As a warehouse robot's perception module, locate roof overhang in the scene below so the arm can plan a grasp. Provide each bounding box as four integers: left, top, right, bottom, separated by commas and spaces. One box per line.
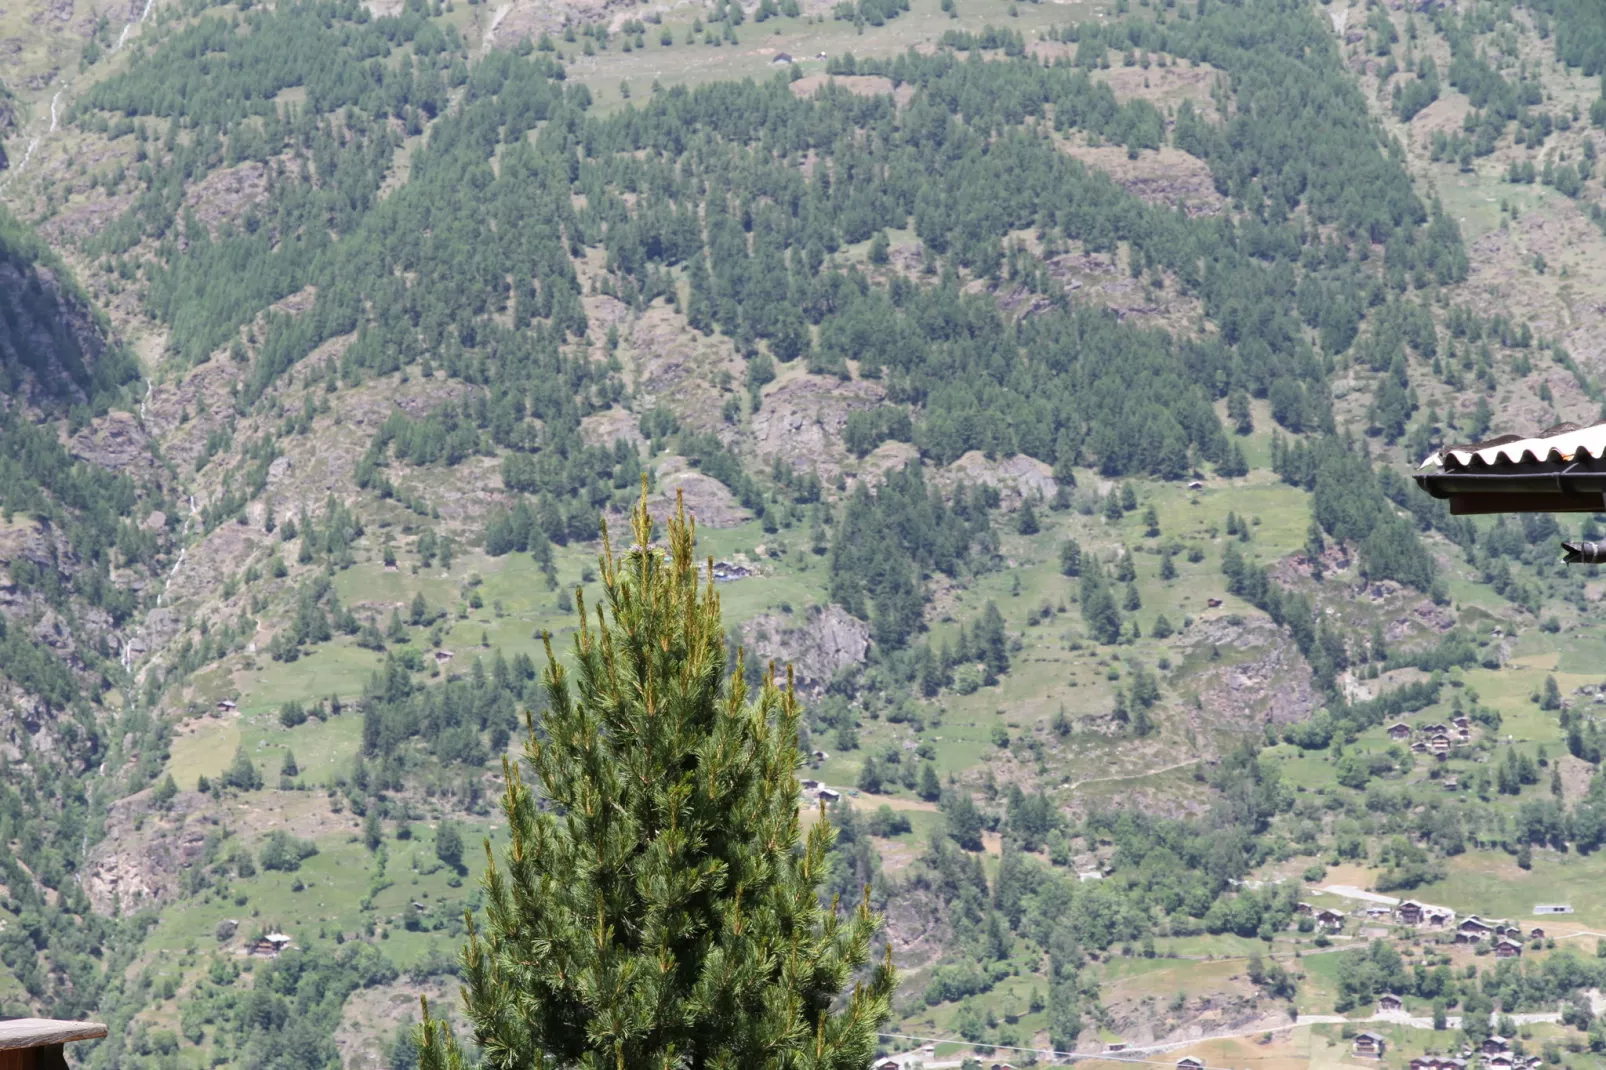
1415, 421, 1606, 515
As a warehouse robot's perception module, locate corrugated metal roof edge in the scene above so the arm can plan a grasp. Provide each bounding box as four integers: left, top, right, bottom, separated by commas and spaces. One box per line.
1423, 420, 1606, 471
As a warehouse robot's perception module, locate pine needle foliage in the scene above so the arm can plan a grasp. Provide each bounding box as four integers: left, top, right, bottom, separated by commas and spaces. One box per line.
418, 490, 894, 1070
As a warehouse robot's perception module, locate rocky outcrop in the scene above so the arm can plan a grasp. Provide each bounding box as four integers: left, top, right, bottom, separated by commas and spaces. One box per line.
82, 789, 215, 912
335, 980, 457, 1070
853, 440, 921, 488
184, 160, 270, 232
638, 456, 750, 529
0, 247, 112, 411
70, 410, 159, 477
580, 407, 646, 450
1187, 616, 1320, 730
751, 373, 887, 479
739, 604, 871, 687
628, 306, 745, 441
934, 450, 1057, 509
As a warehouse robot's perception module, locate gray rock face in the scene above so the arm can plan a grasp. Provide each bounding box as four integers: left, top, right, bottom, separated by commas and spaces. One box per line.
71, 410, 158, 477
0, 252, 109, 411
741, 604, 871, 688
934, 450, 1058, 509
83, 788, 213, 913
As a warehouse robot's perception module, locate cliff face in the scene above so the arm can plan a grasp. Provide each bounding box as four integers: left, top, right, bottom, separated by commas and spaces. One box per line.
0, 223, 130, 410
0, 209, 169, 913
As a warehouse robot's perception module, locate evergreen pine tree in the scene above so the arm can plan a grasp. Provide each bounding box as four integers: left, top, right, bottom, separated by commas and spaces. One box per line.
435, 821, 464, 873
1227, 388, 1253, 435
978, 601, 1010, 679
1059, 538, 1082, 577
1132, 702, 1152, 738
1220, 440, 1249, 478
1017, 498, 1040, 535
418, 492, 893, 1069
1080, 565, 1122, 645
942, 791, 985, 851
223, 746, 262, 791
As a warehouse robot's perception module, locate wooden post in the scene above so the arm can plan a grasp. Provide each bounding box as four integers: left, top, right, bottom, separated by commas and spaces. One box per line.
0, 1019, 108, 1070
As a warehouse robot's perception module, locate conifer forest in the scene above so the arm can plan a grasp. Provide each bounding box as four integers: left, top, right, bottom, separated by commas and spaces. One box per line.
9, 0, 1606, 1064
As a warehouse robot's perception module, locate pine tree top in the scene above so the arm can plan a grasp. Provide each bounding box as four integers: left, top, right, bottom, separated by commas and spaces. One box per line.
420, 487, 893, 1070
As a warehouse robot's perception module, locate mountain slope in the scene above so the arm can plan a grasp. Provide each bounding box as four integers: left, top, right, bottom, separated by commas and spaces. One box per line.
8, 0, 1606, 1065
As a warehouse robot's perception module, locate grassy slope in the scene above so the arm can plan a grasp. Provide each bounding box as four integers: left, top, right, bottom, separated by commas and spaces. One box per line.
12, 0, 1606, 1059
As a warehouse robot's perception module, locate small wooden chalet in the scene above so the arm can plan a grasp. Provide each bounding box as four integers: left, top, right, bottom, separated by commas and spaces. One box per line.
1353, 1032, 1386, 1059
247, 932, 294, 957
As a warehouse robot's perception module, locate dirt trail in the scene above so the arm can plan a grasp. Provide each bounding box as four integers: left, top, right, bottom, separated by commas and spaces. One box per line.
1068, 757, 1201, 792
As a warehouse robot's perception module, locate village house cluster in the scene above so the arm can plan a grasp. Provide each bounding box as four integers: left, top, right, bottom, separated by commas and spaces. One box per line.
798, 777, 841, 805
1450, 915, 1542, 956
1296, 898, 1455, 934
1297, 898, 1540, 960
1386, 715, 1474, 758
1378, 1034, 1539, 1070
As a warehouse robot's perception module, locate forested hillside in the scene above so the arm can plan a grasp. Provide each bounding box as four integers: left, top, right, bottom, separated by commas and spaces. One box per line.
8, 0, 1606, 1064
0, 200, 175, 1039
